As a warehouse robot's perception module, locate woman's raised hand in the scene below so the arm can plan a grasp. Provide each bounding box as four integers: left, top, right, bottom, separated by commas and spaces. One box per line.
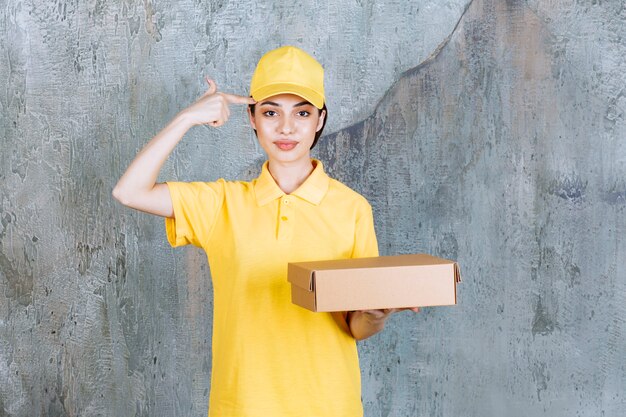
112, 77, 255, 217
180, 76, 256, 127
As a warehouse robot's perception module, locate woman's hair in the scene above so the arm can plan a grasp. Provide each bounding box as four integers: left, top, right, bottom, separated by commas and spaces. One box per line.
248, 103, 328, 150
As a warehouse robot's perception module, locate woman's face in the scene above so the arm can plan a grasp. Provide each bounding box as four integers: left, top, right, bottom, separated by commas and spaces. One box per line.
248, 93, 326, 164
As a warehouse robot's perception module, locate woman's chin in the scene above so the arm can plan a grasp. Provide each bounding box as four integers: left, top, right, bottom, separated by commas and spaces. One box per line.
267, 151, 311, 164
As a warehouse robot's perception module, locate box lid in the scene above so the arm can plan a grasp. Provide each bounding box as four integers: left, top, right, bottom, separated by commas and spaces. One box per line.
287, 253, 462, 293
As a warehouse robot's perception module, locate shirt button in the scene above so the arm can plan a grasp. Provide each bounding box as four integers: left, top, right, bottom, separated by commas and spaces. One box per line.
281, 216, 288, 221
283, 199, 290, 205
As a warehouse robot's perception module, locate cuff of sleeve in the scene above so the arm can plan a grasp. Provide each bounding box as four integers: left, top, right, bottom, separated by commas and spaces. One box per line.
164, 182, 191, 247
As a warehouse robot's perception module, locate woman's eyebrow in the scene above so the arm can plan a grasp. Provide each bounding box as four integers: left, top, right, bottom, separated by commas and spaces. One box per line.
258, 100, 312, 107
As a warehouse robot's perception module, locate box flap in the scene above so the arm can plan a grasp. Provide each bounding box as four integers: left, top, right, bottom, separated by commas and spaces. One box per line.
291, 283, 317, 311
287, 263, 315, 291
454, 263, 462, 283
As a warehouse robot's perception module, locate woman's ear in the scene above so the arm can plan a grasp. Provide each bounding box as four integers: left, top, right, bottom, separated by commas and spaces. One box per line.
316, 108, 326, 132
247, 106, 257, 130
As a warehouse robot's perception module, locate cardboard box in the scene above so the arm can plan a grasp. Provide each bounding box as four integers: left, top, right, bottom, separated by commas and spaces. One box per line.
287, 253, 461, 312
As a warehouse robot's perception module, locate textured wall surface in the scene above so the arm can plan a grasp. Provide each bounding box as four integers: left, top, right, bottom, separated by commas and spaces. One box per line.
1, 0, 624, 416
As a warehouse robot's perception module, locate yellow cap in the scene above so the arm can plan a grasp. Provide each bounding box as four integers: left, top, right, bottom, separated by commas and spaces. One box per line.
250, 46, 325, 109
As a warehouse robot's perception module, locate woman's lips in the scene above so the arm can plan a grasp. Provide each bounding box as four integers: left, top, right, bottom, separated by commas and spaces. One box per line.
274, 140, 298, 151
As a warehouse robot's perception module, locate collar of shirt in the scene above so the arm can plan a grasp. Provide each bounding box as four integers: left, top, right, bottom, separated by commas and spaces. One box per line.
254, 159, 330, 206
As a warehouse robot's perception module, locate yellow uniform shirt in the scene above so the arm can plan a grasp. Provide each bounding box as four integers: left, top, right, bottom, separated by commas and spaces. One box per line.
165, 159, 379, 417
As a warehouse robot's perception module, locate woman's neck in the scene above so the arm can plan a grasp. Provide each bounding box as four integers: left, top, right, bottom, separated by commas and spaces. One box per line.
267, 158, 315, 194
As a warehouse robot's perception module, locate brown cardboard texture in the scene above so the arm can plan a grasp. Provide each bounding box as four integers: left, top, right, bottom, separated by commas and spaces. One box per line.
288, 253, 461, 312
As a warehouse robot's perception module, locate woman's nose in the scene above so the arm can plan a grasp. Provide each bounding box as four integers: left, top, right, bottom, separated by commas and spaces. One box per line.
279, 116, 295, 134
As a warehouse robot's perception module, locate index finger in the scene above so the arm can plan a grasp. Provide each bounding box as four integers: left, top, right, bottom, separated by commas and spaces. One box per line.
222, 92, 256, 105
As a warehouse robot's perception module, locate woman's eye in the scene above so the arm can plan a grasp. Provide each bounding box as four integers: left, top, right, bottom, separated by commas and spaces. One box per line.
297, 111, 310, 117
263, 110, 277, 117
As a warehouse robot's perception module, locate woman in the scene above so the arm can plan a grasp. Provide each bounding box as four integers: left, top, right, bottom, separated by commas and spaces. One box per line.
113, 45, 416, 417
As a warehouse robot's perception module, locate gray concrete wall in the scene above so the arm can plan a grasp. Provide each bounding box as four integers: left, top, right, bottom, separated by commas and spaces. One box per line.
1, 0, 624, 416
